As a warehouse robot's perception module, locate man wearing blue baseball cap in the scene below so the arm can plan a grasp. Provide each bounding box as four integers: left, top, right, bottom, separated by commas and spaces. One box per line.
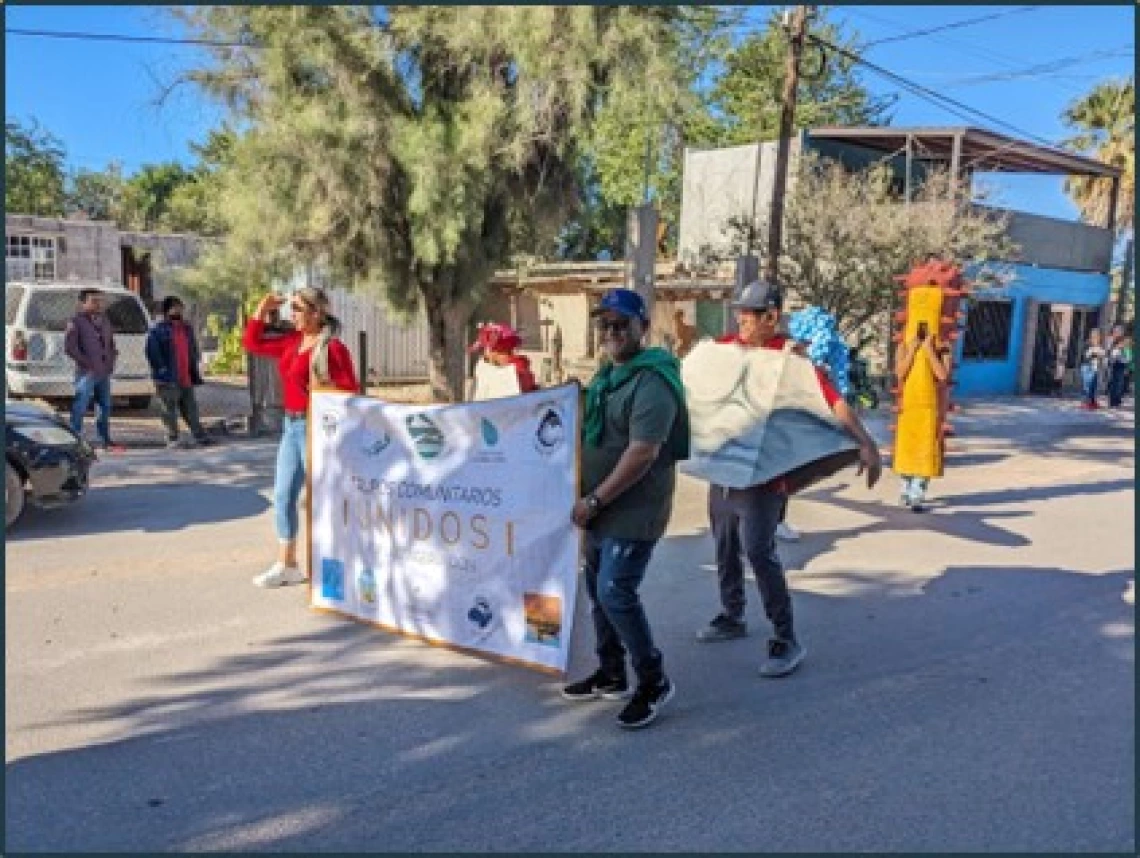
562, 287, 690, 729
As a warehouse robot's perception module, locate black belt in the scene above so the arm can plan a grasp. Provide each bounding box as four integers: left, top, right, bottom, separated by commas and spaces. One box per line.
283, 410, 307, 420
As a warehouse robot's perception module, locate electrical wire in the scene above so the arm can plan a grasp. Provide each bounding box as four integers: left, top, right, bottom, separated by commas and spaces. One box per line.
862, 7, 1042, 49
805, 31, 1064, 149
5, 27, 248, 49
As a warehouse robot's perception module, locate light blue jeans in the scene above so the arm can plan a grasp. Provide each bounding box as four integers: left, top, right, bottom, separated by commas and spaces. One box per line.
71, 374, 112, 443
274, 416, 307, 541
901, 475, 930, 505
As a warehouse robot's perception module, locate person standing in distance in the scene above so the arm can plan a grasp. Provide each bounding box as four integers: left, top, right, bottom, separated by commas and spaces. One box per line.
698, 280, 881, 677
64, 288, 123, 452
562, 288, 690, 729
145, 296, 214, 448
243, 287, 358, 588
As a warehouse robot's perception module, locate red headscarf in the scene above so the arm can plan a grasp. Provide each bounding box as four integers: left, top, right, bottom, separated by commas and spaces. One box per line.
469, 322, 522, 355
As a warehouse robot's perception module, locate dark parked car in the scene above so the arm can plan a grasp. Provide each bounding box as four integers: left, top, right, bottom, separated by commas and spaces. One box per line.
5, 400, 96, 528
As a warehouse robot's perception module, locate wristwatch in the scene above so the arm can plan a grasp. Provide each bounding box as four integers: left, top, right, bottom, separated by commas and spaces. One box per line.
585, 494, 603, 515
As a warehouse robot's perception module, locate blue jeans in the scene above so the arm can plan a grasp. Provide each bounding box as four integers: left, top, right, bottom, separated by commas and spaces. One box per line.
1080, 364, 1099, 405
582, 532, 664, 686
71, 374, 112, 443
274, 416, 307, 541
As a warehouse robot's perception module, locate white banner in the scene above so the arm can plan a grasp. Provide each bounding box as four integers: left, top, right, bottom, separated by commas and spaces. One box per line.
309, 386, 581, 674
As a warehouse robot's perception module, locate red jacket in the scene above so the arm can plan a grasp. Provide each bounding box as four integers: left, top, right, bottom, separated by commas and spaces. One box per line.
510, 355, 538, 393
243, 319, 358, 412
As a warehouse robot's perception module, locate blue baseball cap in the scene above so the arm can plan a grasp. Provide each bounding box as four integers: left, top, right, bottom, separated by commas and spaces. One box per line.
592, 288, 649, 324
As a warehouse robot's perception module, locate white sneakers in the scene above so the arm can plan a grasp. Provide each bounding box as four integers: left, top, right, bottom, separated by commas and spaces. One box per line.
252, 562, 309, 588
775, 522, 801, 542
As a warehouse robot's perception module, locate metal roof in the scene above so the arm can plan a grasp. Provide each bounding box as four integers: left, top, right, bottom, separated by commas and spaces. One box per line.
808, 126, 1121, 178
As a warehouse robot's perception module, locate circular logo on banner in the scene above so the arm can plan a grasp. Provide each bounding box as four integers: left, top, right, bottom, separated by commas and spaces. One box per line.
356, 568, 377, 604
466, 595, 497, 643
406, 413, 446, 459
533, 402, 567, 456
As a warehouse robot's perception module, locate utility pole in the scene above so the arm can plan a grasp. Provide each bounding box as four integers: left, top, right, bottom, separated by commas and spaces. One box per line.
1117, 236, 1134, 326
764, 4, 812, 285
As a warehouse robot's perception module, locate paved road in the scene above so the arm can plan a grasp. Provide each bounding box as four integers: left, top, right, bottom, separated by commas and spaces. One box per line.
6, 398, 1134, 852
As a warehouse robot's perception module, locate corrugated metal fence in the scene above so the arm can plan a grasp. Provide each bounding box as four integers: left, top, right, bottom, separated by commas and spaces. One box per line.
325, 288, 431, 384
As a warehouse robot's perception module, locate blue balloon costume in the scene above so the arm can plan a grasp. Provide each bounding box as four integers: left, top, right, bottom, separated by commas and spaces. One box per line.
788, 306, 850, 397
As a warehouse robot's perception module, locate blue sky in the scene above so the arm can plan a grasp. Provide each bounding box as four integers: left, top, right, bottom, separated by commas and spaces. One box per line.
5, 4, 1135, 221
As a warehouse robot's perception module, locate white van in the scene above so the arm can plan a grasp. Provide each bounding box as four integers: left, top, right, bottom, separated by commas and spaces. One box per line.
5, 282, 155, 409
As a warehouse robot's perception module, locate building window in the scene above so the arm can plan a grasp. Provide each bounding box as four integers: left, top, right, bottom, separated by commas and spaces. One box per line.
963, 299, 1013, 360
6, 235, 57, 282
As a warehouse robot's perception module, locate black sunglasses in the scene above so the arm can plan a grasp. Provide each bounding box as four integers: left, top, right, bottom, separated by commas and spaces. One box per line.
595, 317, 632, 334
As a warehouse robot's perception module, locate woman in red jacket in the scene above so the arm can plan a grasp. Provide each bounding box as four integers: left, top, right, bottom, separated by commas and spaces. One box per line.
243, 287, 358, 588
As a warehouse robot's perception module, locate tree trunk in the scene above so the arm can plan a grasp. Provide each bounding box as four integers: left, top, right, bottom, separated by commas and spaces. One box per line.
424, 292, 476, 403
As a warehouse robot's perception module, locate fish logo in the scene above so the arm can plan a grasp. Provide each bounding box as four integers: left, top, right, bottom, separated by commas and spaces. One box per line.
406, 413, 446, 459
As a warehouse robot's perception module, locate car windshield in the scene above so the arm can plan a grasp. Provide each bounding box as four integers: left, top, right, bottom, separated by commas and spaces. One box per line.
25, 290, 149, 334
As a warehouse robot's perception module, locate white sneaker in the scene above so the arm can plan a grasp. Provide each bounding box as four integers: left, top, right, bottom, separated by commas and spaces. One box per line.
776, 522, 801, 541
253, 563, 308, 588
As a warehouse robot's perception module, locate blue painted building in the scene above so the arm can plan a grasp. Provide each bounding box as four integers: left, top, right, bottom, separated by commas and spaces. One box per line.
956, 264, 1111, 396
678, 126, 1123, 398
804, 127, 1122, 398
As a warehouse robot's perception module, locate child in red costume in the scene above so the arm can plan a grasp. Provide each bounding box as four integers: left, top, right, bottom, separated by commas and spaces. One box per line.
469, 322, 538, 393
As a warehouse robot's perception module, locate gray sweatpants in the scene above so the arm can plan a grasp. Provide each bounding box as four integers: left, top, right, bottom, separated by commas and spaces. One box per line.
708, 483, 795, 641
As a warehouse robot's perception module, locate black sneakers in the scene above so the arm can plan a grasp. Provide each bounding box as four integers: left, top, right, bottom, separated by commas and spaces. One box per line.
616, 677, 675, 729
561, 669, 630, 701
696, 613, 748, 642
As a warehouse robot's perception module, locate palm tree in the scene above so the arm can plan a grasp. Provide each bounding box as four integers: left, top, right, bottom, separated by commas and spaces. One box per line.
1062, 77, 1134, 236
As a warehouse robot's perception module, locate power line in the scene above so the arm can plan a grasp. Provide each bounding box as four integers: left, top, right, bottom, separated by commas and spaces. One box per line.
805, 31, 1064, 149
5, 27, 247, 49
863, 7, 1042, 49
936, 46, 1134, 89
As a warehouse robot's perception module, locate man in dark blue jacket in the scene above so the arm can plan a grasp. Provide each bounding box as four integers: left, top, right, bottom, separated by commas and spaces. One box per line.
145, 296, 213, 448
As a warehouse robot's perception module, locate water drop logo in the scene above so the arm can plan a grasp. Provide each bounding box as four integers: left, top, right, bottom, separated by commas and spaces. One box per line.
362, 431, 391, 457
406, 413, 446, 459
480, 418, 499, 447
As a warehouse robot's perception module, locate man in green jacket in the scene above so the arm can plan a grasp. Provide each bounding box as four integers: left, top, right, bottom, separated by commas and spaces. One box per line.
561, 288, 689, 730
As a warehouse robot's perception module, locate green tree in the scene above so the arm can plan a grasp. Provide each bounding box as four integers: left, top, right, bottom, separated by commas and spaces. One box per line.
711, 8, 893, 146
581, 7, 891, 260
177, 5, 692, 400
582, 6, 736, 257
5, 119, 67, 216
719, 155, 1016, 339
1062, 77, 1134, 236
67, 162, 126, 221
116, 162, 197, 231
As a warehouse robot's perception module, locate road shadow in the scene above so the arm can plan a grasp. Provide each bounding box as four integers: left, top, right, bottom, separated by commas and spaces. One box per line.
7, 481, 271, 540
6, 565, 1133, 853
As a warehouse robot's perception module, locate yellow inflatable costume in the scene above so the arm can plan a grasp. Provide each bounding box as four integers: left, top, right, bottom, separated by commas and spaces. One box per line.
890, 260, 966, 481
